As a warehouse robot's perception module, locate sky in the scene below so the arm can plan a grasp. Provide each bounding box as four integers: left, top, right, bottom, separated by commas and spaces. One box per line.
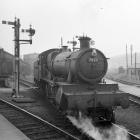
0, 0, 140, 57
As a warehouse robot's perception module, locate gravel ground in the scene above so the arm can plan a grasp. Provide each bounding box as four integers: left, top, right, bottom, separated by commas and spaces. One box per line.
1, 81, 140, 138
0, 87, 80, 136
115, 104, 140, 136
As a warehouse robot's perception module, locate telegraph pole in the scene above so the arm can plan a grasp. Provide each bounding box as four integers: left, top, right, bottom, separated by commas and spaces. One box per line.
130, 44, 133, 66
2, 17, 35, 98
135, 52, 137, 75
126, 44, 128, 74
14, 18, 20, 97
61, 37, 63, 46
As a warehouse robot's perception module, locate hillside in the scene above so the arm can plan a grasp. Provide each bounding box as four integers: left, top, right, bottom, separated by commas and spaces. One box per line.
108, 53, 140, 70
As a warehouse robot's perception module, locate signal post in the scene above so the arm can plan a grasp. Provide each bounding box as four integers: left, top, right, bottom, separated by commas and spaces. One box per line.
2, 17, 35, 100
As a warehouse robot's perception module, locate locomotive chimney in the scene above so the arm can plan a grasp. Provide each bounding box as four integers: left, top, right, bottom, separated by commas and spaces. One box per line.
79, 36, 91, 49
61, 46, 68, 52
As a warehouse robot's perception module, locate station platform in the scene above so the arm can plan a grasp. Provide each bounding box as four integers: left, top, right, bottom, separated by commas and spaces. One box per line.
0, 114, 30, 140
106, 79, 140, 98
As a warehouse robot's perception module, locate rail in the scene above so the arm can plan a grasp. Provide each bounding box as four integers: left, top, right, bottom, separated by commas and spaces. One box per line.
100, 116, 140, 140
129, 98, 140, 106
106, 77, 140, 87
0, 98, 80, 140
19, 78, 140, 140
112, 123, 140, 140
19, 79, 35, 87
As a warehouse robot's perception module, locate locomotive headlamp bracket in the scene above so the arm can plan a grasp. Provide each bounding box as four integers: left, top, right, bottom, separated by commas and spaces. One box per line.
88, 48, 98, 63
91, 48, 97, 57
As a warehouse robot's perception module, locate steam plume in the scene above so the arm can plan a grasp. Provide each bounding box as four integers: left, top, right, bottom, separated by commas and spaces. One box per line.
68, 115, 129, 140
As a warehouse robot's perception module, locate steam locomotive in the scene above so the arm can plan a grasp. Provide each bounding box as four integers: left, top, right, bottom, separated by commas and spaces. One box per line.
34, 36, 129, 123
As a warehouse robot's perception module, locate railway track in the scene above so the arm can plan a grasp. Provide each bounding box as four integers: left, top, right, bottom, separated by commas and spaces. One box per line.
0, 98, 82, 140
129, 98, 140, 106
106, 77, 140, 88
129, 93, 140, 106
99, 116, 140, 140
19, 79, 35, 87
19, 79, 140, 140
0, 79, 92, 140
112, 123, 140, 140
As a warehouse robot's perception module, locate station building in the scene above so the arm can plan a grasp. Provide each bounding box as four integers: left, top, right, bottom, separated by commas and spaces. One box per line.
127, 63, 140, 82
23, 53, 38, 74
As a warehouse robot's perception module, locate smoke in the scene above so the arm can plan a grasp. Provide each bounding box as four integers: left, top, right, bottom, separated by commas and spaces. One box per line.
67, 115, 129, 140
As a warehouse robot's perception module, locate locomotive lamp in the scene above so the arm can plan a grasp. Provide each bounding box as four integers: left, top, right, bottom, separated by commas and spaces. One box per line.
90, 40, 95, 46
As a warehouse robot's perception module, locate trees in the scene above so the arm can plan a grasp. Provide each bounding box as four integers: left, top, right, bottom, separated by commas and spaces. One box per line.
118, 66, 125, 74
